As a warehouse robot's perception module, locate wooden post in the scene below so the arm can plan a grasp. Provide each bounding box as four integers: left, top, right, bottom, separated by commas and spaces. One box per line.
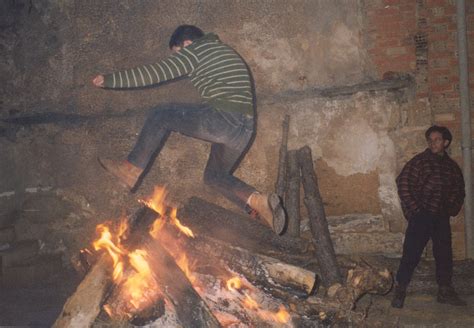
298, 146, 342, 287
285, 149, 301, 237
275, 115, 290, 198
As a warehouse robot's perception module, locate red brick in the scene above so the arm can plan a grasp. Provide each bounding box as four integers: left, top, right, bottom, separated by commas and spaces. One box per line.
372, 15, 403, 27
429, 68, 451, 75
442, 6, 457, 15
375, 38, 403, 47
444, 92, 460, 99
429, 51, 457, 59
429, 33, 451, 41
376, 7, 401, 17
417, 92, 430, 98
386, 46, 408, 56
399, 3, 416, 12
431, 83, 454, 92
426, 0, 452, 6
430, 16, 455, 25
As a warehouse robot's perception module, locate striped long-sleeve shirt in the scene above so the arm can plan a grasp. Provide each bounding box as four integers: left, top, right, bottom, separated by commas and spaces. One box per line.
396, 149, 465, 219
103, 33, 254, 115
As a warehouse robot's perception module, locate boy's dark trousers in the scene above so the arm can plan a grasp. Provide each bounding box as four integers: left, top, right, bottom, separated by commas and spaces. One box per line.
127, 103, 256, 210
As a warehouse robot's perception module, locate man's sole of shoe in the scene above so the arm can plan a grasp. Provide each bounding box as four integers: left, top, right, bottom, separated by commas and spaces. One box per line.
268, 193, 287, 235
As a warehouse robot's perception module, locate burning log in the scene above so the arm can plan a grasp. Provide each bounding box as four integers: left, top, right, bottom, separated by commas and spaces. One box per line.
100, 206, 221, 327
182, 233, 318, 297
285, 149, 301, 237
143, 237, 222, 327
56, 206, 222, 327
179, 197, 310, 259
298, 146, 343, 287
275, 114, 290, 199
53, 254, 112, 328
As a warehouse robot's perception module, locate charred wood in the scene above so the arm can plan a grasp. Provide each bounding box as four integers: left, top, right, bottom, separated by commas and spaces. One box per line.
142, 236, 222, 328
180, 233, 318, 296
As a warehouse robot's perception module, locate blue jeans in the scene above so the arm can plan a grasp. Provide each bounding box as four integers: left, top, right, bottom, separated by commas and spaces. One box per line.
128, 103, 256, 209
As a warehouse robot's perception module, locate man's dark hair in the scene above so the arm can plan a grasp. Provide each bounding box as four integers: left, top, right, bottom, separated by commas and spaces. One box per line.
169, 25, 204, 49
425, 125, 453, 147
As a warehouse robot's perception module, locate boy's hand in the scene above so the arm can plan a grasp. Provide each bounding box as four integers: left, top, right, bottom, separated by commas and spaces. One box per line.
92, 75, 104, 87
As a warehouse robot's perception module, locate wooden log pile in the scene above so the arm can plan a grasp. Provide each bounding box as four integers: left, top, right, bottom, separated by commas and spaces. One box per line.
274, 116, 342, 287
271, 115, 393, 315
53, 194, 392, 327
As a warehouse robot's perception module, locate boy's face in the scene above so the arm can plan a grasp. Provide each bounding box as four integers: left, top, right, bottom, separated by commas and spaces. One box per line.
427, 131, 449, 155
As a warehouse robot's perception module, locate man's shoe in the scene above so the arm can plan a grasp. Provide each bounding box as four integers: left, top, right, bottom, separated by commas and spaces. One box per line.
98, 157, 143, 190
437, 285, 467, 306
247, 192, 287, 235
391, 284, 407, 308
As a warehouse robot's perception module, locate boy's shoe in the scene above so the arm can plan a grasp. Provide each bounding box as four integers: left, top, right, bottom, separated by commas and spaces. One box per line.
248, 192, 287, 235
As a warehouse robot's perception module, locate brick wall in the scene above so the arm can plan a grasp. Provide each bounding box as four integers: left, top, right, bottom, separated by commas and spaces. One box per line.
366, 0, 465, 116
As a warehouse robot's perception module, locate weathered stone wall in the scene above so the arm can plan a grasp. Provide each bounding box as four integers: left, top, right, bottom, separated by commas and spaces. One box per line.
0, 0, 468, 263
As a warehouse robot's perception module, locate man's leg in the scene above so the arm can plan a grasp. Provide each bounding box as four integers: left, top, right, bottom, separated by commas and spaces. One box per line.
392, 211, 432, 308
433, 216, 466, 306
203, 142, 256, 209
201, 111, 286, 234
432, 216, 453, 287
101, 103, 231, 190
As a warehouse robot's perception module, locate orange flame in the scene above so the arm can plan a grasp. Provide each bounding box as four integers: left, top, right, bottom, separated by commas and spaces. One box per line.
141, 186, 195, 238
139, 186, 168, 216
176, 253, 197, 285
169, 207, 194, 238
93, 223, 127, 282
91, 221, 162, 317
92, 186, 290, 324
150, 217, 166, 239
226, 277, 243, 291
226, 277, 290, 324
275, 305, 291, 323
243, 293, 259, 310
124, 249, 158, 310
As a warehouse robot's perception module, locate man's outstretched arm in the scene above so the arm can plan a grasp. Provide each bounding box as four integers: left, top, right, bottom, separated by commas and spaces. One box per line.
92, 48, 199, 89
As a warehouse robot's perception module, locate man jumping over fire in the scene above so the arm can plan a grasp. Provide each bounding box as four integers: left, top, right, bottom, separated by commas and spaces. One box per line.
92, 25, 287, 235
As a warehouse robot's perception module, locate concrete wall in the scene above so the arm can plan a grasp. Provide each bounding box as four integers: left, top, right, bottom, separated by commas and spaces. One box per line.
0, 0, 468, 263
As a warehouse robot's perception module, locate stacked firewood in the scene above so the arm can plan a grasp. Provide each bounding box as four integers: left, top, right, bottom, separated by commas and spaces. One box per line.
274, 114, 393, 314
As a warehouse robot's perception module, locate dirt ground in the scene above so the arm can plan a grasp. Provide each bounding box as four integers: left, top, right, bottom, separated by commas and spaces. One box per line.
362, 292, 474, 327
